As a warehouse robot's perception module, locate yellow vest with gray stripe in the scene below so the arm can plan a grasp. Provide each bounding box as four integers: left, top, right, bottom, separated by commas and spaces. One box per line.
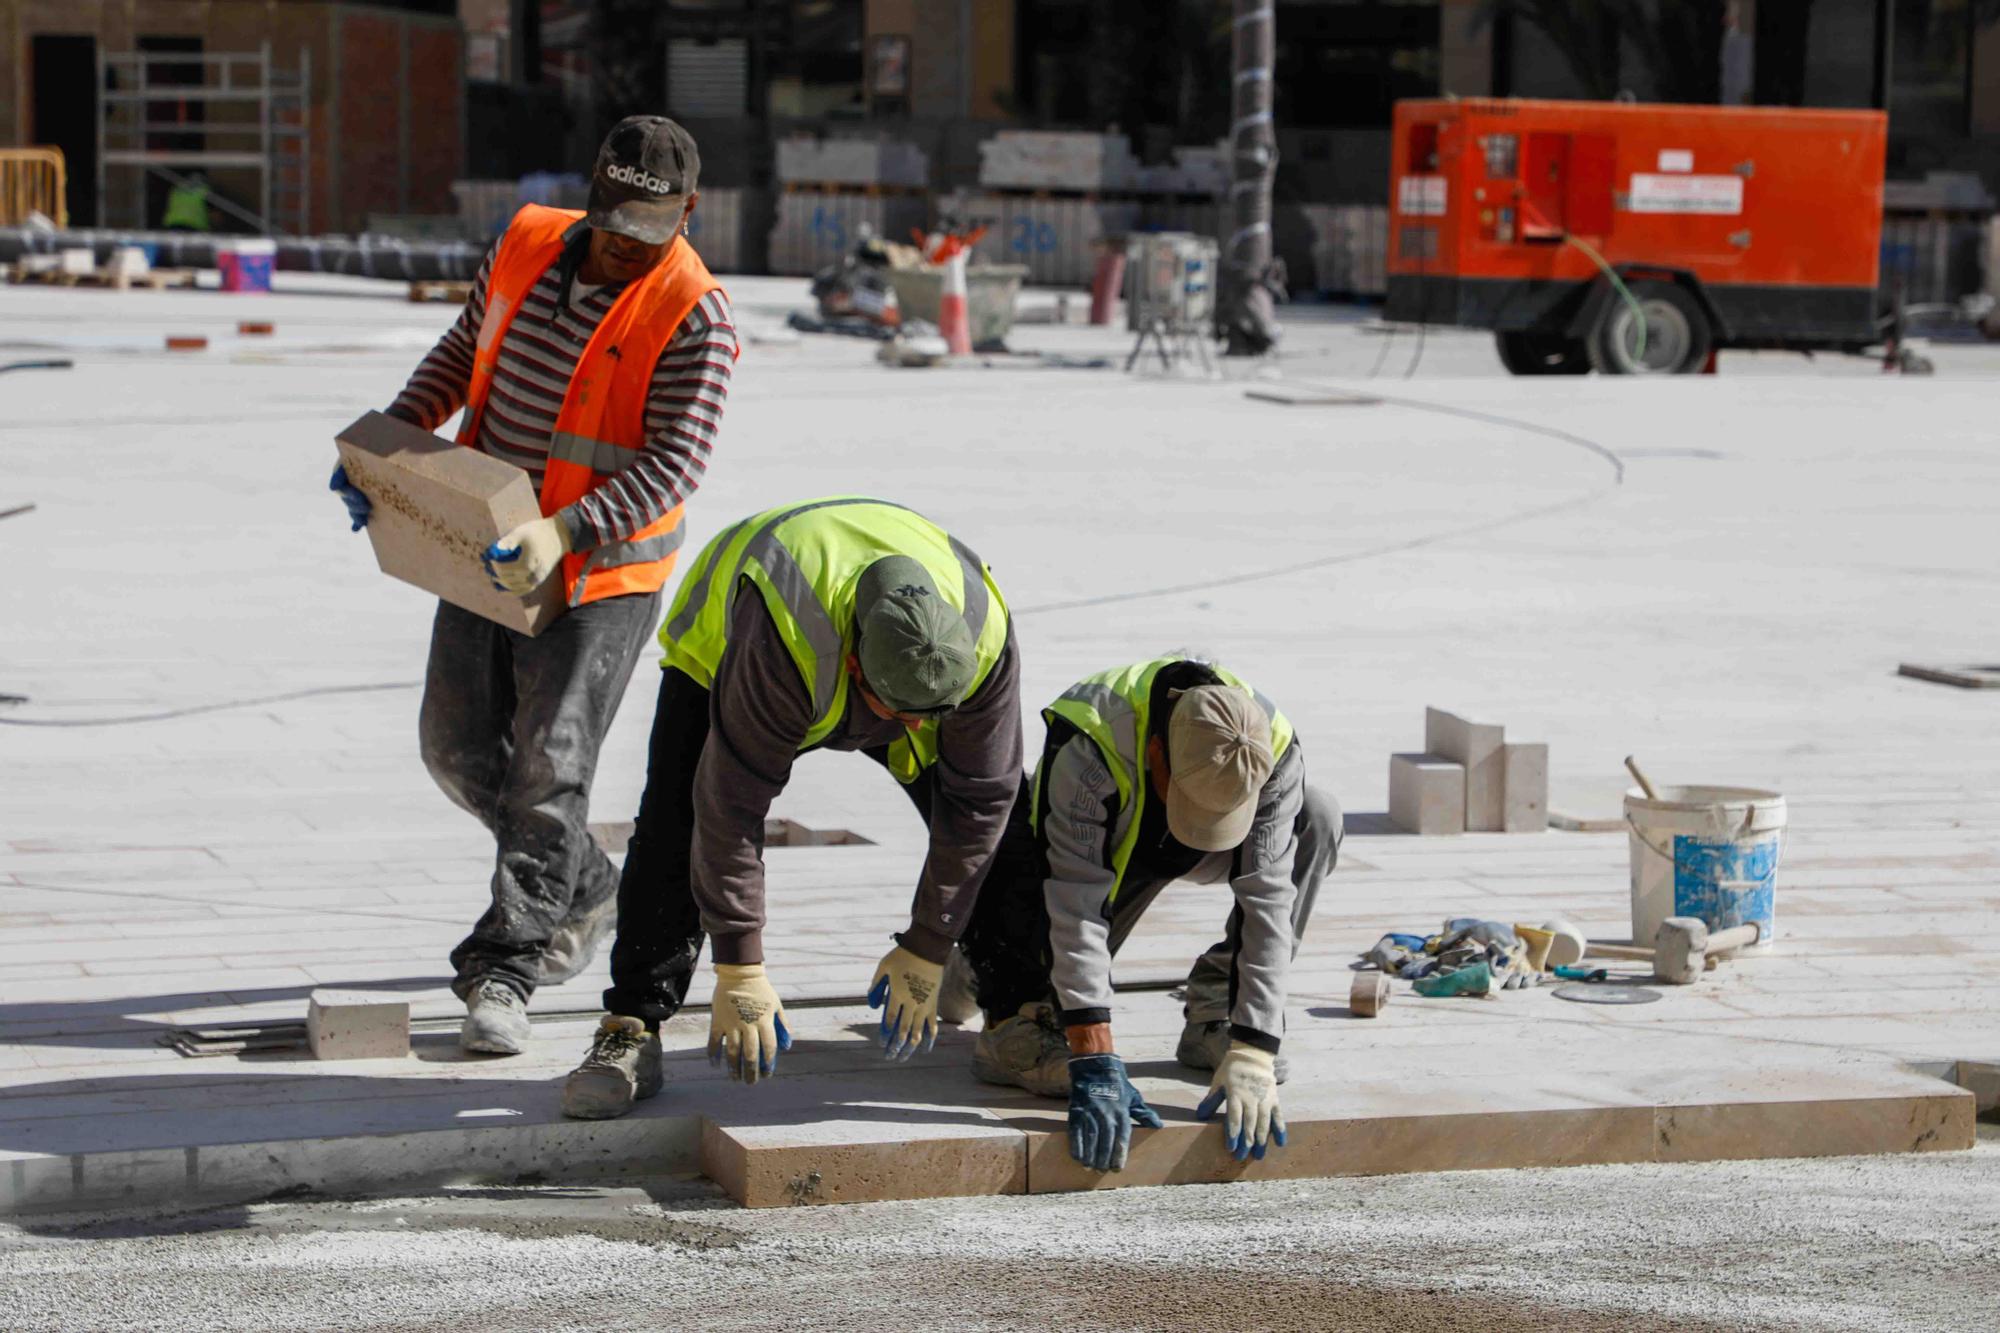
1034, 659, 1292, 902
660, 497, 1010, 783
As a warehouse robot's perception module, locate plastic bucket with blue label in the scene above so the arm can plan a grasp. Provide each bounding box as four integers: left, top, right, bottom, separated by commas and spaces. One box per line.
1624, 785, 1785, 953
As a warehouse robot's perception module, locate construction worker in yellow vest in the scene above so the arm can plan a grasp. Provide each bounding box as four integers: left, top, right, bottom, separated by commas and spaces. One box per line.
330, 117, 739, 1056
945, 656, 1342, 1171
560, 497, 1024, 1120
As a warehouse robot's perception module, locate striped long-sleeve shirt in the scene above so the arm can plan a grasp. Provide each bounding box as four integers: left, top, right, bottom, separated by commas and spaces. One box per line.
386, 241, 735, 550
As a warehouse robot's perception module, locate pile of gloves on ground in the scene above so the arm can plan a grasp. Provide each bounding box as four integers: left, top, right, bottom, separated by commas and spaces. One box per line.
1362, 918, 1550, 997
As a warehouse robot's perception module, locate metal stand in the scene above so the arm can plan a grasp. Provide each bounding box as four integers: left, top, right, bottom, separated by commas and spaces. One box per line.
97, 43, 311, 234
1126, 317, 1216, 375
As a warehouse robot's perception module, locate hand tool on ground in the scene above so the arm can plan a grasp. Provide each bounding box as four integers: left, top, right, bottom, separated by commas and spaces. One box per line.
1583, 916, 1763, 985
1196, 1044, 1285, 1161
1552, 965, 1609, 982
1540, 919, 1587, 967
1624, 754, 1661, 800
1067, 1053, 1163, 1172
1350, 971, 1390, 1017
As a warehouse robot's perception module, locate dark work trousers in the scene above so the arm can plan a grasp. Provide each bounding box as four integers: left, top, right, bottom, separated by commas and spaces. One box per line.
422, 592, 662, 1002
961, 784, 1343, 1025
602, 665, 714, 1022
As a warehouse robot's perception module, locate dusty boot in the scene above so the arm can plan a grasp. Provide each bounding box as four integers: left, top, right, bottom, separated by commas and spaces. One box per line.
935, 947, 979, 1026
561, 1016, 664, 1120
1174, 1019, 1289, 1084
971, 1003, 1070, 1098
538, 894, 617, 986
460, 979, 531, 1055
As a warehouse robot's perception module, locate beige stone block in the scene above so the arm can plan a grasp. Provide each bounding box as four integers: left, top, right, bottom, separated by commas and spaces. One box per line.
699, 1111, 1026, 1208
1425, 707, 1505, 831
1502, 742, 1549, 833
1014, 1103, 1655, 1194
334, 412, 562, 636
1389, 753, 1465, 835
1655, 1087, 1976, 1163
306, 989, 410, 1061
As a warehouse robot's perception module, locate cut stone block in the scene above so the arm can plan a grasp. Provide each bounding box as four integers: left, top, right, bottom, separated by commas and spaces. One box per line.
306, 989, 410, 1061
1425, 707, 1505, 831
699, 1106, 1027, 1208
1388, 752, 1465, 835
1502, 742, 1549, 833
334, 411, 562, 637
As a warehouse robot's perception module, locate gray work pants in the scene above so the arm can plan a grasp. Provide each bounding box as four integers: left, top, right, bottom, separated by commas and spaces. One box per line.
420, 593, 661, 1001
1109, 785, 1343, 1025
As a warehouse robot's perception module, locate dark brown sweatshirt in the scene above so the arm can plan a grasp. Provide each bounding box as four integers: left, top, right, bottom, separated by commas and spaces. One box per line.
694, 586, 1023, 967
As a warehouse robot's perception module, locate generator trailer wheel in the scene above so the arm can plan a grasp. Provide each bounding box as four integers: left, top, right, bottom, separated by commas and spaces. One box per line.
1587, 280, 1712, 375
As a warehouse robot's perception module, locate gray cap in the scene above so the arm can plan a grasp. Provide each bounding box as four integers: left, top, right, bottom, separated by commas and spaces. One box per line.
854, 556, 977, 715
586, 115, 700, 245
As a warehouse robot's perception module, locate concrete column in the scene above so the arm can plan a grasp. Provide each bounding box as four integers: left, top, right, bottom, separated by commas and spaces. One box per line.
1437, 0, 1492, 98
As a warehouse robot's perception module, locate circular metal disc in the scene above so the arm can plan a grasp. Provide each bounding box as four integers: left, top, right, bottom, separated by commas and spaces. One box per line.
1553, 984, 1662, 1005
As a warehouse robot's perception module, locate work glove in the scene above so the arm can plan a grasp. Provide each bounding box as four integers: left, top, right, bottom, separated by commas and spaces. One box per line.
707, 962, 792, 1085
483, 515, 571, 593
867, 943, 945, 1061
329, 464, 371, 531
1196, 1043, 1286, 1162
1066, 1053, 1164, 1173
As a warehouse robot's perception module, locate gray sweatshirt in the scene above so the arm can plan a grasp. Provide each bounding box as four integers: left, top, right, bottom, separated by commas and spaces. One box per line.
1040, 732, 1306, 1048
693, 584, 1023, 967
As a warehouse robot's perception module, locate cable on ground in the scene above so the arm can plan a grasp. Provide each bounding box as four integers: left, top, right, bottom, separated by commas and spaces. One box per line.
0, 681, 420, 727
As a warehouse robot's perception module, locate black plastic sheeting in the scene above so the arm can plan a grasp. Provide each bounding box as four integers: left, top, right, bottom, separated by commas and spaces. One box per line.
0, 227, 484, 281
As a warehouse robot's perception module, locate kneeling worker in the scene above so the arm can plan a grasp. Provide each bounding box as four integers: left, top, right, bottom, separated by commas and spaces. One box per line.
961, 657, 1341, 1170
561, 497, 1022, 1118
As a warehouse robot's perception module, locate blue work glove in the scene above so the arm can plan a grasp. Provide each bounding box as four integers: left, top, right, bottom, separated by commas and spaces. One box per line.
329, 464, 371, 531
1196, 1044, 1286, 1161
1066, 1053, 1164, 1173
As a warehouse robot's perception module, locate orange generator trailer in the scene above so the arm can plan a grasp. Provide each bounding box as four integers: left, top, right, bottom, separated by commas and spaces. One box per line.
1383, 98, 1889, 374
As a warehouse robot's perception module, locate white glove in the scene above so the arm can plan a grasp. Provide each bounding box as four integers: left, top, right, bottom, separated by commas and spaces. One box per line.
483, 515, 571, 593
1195, 1043, 1286, 1161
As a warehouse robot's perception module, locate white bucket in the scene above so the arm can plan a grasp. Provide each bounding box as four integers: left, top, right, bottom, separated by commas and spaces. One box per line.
1624, 785, 1786, 953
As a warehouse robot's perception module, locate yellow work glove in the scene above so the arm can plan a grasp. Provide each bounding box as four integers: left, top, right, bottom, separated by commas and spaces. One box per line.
867, 943, 946, 1061
1195, 1043, 1287, 1161
482, 515, 571, 594
707, 963, 791, 1085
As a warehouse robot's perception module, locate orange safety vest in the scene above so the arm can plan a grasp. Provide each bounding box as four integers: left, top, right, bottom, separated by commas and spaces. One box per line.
458, 203, 732, 607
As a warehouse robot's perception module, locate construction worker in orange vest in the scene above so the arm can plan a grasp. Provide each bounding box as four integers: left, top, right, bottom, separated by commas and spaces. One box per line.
329, 117, 739, 1055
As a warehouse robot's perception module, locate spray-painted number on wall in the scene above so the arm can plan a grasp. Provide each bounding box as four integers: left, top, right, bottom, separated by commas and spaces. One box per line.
1010, 218, 1059, 255
812, 207, 847, 252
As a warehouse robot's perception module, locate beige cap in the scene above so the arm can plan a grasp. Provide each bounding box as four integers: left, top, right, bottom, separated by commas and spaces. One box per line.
1164, 685, 1274, 851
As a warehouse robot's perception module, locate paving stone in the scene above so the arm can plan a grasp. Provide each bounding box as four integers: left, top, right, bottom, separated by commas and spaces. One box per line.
334, 411, 560, 636
307, 990, 411, 1061
1388, 753, 1465, 836
1502, 742, 1549, 833
1425, 707, 1506, 832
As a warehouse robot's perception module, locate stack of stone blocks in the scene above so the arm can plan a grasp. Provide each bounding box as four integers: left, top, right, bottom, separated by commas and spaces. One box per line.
1389, 707, 1548, 835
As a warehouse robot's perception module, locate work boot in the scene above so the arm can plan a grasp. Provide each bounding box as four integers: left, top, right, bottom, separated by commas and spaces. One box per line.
971, 1003, 1070, 1099
1174, 1019, 1289, 1084
935, 947, 979, 1026
538, 894, 617, 986
460, 979, 531, 1055
561, 1016, 664, 1120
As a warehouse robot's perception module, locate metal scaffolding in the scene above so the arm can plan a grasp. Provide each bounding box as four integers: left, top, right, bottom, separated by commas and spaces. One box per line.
96, 42, 311, 235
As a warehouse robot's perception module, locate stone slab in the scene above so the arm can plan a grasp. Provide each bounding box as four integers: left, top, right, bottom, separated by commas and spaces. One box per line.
699, 1095, 1028, 1208
334, 410, 561, 636
307, 989, 411, 1061
1502, 742, 1549, 833
1426, 707, 1506, 832
1388, 753, 1465, 835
